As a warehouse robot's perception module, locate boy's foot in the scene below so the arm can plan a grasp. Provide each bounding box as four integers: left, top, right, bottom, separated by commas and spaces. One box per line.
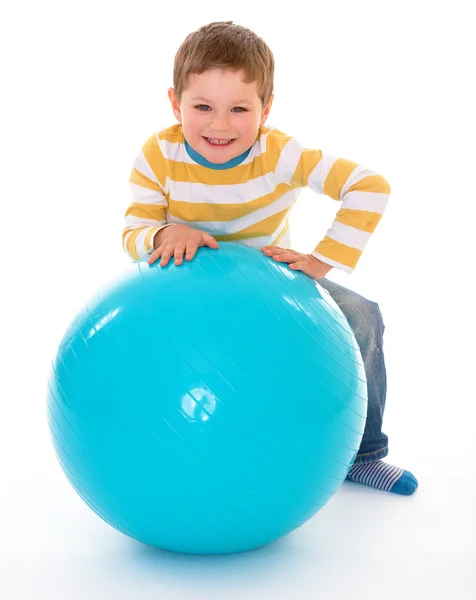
346, 460, 419, 495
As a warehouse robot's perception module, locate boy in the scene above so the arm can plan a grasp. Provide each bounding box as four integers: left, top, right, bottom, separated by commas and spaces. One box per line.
123, 21, 418, 495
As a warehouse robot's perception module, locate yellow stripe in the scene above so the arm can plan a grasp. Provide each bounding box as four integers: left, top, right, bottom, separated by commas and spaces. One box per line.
158, 124, 183, 143
125, 202, 166, 222
335, 209, 383, 233
168, 182, 294, 222
347, 174, 391, 194
323, 158, 359, 200
142, 135, 168, 189
265, 129, 295, 170
123, 227, 145, 261
314, 236, 362, 269
130, 168, 163, 192
214, 209, 288, 242
291, 149, 324, 186
165, 155, 269, 185
144, 227, 159, 252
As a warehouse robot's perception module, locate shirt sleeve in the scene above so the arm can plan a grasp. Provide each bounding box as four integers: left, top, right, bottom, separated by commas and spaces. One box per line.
275, 136, 391, 273
122, 134, 173, 261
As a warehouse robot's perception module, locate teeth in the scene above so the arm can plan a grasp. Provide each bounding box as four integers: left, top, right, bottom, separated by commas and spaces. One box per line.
207, 138, 232, 145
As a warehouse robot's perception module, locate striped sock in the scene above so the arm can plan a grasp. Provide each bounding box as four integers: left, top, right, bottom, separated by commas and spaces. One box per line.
346, 460, 419, 495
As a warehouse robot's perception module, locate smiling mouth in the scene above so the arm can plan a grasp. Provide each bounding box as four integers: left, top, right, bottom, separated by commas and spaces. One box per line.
203, 137, 236, 147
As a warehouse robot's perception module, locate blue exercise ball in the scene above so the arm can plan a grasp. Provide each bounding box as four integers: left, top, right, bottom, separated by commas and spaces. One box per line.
47, 242, 367, 555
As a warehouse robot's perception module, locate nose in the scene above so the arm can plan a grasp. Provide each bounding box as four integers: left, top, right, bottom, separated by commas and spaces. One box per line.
210, 112, 231, 132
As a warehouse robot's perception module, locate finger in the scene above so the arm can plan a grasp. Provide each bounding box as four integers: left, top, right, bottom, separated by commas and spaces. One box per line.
148, 246, 167, 265
272, 252, 300, 263
263, 247, 289, 256
289, 261, 315, 277
203, 233, 219, 248
185, 242, 198, 261
147, 249, 160, 265
289, 261, 306, 271
174, 244, 186, 265
159, 246, 174, 267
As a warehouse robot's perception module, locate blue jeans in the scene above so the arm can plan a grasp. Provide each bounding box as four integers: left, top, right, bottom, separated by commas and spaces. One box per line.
318, 278, 389, 465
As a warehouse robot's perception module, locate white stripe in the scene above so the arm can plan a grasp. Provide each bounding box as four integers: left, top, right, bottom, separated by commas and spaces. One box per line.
158, 139, 199, 165
169, 170, 280, 203
123, 223, 145, 232
341, 190, 389, 214
274, 137, 303, 183
129, 182, 167, 205
237, 219, 291, 248
134, 228, 150, 258
239, 235, 275, 247
132, 151, 162, 189
311, 251, 353, 274
307, 153, 339, 194
258, 127, 274, 153
341, 164, 379, 196
125, 215, 166, 228
123, 230, 133, 253
325, 220, 371, 251
277, 229, 291, 248
167, 188, 300, 235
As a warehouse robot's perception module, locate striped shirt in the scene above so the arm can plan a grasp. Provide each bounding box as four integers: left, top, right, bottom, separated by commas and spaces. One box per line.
123, 124, 391, 273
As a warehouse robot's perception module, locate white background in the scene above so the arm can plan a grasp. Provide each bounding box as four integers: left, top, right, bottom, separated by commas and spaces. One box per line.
1, 0, 475, 598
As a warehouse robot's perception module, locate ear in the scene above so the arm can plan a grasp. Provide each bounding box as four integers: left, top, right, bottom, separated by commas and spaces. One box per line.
260, 94, 274, 126
168, 88, 182, 123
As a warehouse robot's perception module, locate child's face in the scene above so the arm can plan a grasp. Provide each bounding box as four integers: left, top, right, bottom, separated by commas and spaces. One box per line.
168, 68, 274, 164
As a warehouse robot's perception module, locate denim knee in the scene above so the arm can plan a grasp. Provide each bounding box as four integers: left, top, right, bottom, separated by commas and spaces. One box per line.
348, 300, 385, 354
317, 279, 385, 353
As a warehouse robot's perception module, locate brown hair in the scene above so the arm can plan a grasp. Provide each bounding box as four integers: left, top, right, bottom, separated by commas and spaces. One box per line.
172, 21, 274, 107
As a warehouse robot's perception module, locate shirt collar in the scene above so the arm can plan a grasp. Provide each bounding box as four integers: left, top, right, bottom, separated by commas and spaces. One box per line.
184, 139, 252, 170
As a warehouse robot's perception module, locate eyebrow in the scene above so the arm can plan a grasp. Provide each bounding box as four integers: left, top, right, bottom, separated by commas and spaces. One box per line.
190, 96, 253, 104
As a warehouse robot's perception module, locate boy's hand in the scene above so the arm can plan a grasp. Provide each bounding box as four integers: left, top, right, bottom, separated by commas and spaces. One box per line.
148, 225, 219, 266
260, 246, 333, 280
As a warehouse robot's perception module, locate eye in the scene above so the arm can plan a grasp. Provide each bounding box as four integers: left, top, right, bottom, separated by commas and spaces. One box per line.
194, 105, 247, 112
